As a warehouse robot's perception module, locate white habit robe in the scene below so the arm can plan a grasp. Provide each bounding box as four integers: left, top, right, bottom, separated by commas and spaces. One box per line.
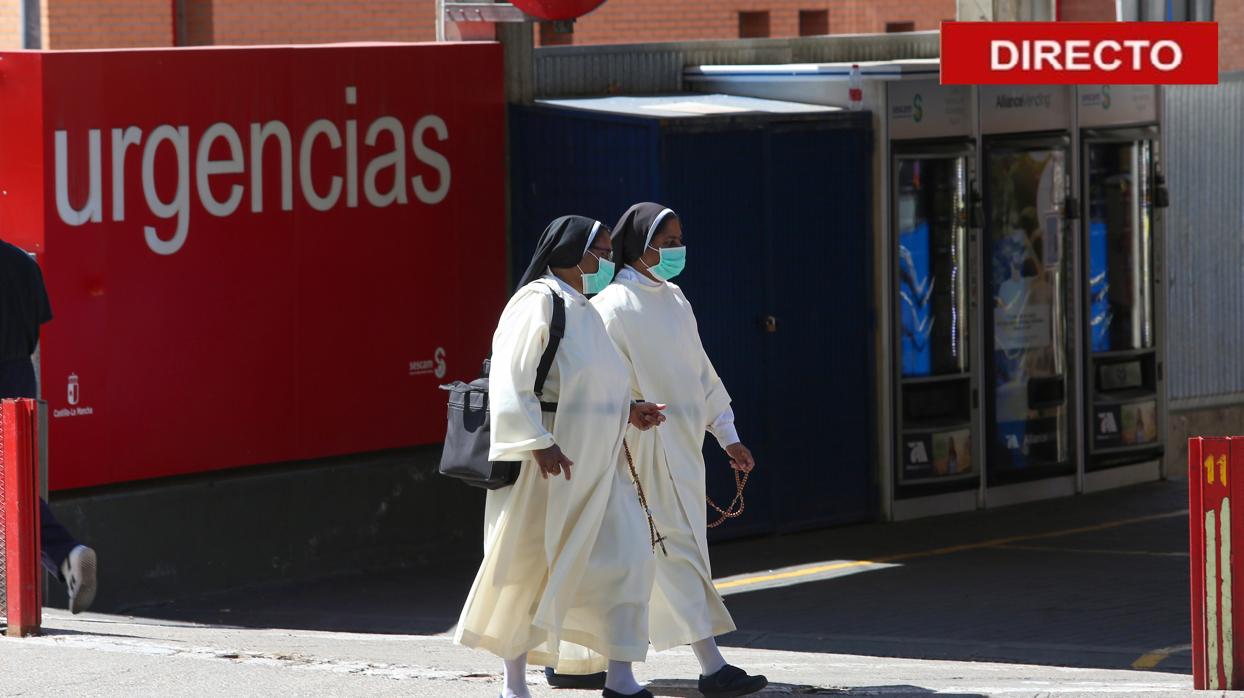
455, 275, 656, 670
589, 266, 738, 651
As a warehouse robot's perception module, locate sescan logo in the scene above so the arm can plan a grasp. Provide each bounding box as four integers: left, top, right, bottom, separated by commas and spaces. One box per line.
913, 94, 924, 123
434, 347, 447, 379
410, 347, 447, 378
54, 86, 452, 256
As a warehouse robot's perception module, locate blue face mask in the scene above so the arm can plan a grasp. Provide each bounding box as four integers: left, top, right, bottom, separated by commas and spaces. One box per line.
645, 245, 686, 281
579, 257, 615, 295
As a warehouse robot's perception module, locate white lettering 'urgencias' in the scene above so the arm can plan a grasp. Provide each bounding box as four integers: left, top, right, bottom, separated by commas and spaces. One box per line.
53, 86, 453, 256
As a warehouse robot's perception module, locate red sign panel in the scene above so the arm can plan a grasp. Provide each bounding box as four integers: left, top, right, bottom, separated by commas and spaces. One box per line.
941, 21, 1219, 85
1189, 437, 1244, 690
0, 45, 506, 490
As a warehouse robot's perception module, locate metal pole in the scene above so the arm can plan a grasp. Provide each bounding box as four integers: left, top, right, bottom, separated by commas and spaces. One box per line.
496, 11, 534, 291
20, 0, 40, 50
496, 22, 534, 105
878, 88, 894, 522
1070, 87, 1086, 495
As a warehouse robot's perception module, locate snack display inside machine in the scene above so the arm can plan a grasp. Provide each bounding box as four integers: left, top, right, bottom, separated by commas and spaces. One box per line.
888, 79, 982, 504
980, 86, 1078, 497
1077, 85, 1167, 484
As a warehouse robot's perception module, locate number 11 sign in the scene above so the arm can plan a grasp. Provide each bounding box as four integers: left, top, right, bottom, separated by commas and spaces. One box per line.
1190, 437, 1244, 689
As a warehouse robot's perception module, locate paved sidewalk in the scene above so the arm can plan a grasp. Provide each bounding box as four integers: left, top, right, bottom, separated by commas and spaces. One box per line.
0, 611, 1197, 697
127, 479, 1196, 673
1, 479, 1207, 696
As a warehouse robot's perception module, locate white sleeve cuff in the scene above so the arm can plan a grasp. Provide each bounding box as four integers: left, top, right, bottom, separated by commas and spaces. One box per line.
711, 423, 740, 450
489, 432, 555, 462
707, 406, 739, 450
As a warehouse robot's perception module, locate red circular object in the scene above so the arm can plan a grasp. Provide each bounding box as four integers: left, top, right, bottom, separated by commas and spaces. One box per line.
511, 0, 607, 21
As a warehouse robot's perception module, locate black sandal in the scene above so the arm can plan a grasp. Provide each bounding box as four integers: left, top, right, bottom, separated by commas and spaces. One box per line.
698, 664, 769, 697
601, 689, 653, 698
544, 666, 608, 690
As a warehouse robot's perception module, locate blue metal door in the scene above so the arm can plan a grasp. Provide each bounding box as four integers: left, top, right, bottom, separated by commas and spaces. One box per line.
662, 127, 775, 539
761, 123, 876, 529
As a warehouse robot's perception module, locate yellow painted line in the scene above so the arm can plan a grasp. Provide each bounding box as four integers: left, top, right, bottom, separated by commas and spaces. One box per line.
714, 560, 879, 590
714, 509, 1188, 593
1207, 508, 1220, 690
1224, 498, 1234, 686
886, 509, 1189, 562
1132, 644, 1192, 670
996, 544, 1188, 558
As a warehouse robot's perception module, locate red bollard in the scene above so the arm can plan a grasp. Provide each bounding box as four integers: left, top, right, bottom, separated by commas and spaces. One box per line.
1190, 436, 1244, 689
0, 398, 42, 637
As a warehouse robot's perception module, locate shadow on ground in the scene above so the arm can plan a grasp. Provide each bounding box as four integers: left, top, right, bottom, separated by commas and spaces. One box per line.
644, 679, 984, 696
122, 480, 1192, 675
705, 480, 1191, 673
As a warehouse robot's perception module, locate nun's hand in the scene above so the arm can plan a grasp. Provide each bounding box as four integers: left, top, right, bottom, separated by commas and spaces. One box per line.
630, 402, 667, 431
534, 444, 574, 481
725, 442, 755, 473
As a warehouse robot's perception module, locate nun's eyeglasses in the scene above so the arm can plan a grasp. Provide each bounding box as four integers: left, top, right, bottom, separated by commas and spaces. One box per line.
589, 247, 614, 261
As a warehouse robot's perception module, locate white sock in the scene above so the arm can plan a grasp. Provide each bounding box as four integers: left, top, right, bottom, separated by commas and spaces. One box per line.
691, 637, 727, 676
605, 659, 642, 694
502, 653, 530, 698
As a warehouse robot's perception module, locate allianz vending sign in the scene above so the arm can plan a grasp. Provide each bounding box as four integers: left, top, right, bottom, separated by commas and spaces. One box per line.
0, 45, 505, 489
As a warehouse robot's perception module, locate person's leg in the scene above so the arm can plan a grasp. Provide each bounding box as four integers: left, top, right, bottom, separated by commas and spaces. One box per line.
39, 499, 97, 614
40, 498, 78, 580
604, 660, 642, 695
691, 636, 727, 676
502, 652, 530, 698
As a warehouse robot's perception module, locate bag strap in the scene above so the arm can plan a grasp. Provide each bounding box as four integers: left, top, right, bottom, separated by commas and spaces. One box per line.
533, 284, 565, 399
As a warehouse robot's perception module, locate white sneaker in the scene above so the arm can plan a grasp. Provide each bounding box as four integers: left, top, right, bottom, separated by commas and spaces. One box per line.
60, 545, 97, 614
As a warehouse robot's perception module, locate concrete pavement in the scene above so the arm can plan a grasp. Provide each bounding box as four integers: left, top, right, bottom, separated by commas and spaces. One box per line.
0, 611, 1196, 697
0, 478, 1216, 696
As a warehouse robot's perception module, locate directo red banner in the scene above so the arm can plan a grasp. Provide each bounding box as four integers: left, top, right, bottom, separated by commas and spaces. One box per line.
941, 21, 1218, 85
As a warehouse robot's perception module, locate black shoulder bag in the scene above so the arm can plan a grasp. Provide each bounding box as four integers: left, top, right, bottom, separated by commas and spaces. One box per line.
437, 285, 565, 489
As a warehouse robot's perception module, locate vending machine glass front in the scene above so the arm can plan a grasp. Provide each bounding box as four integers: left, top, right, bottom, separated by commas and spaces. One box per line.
985, 143, 1073, 478
1085, 137, 1160, 459
895, 152, 975, 487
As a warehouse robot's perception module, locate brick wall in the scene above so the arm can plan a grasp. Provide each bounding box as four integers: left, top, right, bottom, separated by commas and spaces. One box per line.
1059, 0, 1115, 21
1219, 0, 1244, 73
190, 0, 435, 45
14, 0, 1243, 74
557, 0, 954, 46
43, 0, 171, 49
1058, 0, 1244, 73
0, 0, 21, 49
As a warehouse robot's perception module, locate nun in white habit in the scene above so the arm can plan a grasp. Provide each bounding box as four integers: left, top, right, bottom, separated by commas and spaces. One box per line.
549, 203, 768, 697
455, 215, 668, 698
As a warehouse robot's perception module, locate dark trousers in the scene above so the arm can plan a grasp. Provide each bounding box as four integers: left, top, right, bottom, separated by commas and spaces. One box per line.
40, 499, 78, 580
2, 357, 81, 580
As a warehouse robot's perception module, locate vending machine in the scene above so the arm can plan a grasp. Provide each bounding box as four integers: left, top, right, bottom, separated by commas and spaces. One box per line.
979, 85, 1080, 503
683, 62, 1169, 520
1077, 85, 1167, 487
888, 79, 983, 513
